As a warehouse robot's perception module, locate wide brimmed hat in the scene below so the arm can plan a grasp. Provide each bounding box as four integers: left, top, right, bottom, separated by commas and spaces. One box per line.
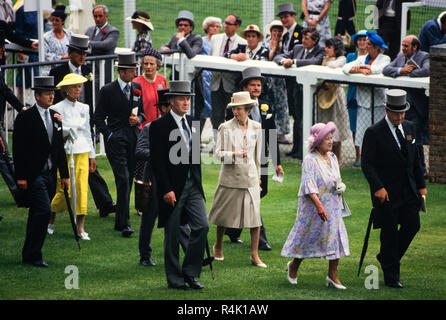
239, 67, 265, 89
115, 52, 139, 68
351, 30, 368, 44
126, 11, 154, 31
166, 81, 195, 96
277, 3, 296, 16
307, 121, 337, 151
51, 4, 67, 21
317, 82, 337, 110
227, 91, 257, 109
385, 89, 410, 113
67, 34, 90, 53
366, 31, 388, 49
31, 76, 59, 91
240, 24, 264, 41
265, 20, 286, 36
175, 10, 195, 28
155, 88, 170, 107
56, 73, 88, 88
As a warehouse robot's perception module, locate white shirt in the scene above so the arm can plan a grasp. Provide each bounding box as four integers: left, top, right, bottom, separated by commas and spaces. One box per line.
68, 60, 82, 74
36, 103, 53, 169
285, 23, 297, 51
170, 109, 191, 152
94, 22, 109, 36
220, 33, 238, 56
117, 76, 131, 93
50, 99, 95, 158
385, 114, 405, 149
246, 43, 262, 59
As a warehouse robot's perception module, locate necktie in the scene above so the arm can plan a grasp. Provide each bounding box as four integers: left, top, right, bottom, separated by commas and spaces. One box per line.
123, 84, 130, 100
223, 38, 230, 55
181, 118, 192, 153
248, 50, 254, 59
44, 110, 53, 143
250, 103, 261, 123
395, 126, 407, 157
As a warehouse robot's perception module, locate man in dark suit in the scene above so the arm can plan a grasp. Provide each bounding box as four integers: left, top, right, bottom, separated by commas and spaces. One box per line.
49, 34, 115, 218
383, 35, 429, 176
376, 0, 416, 60
0, 32, 24, 206
225, 67, 283, 249
85, 5, 119, 87
274, 27, 325, 159
419, 11, 446, 52
13, 76, 69, 267
95, 52, 145, 237
361, 89, 427, 288
149, 81, 208, 290
277, 3, 303, 54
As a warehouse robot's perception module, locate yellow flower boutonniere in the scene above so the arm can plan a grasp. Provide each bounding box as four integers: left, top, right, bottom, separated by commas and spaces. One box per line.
88, 73, 94, 81
260, 104, 269, 115
294, 32, 299, 38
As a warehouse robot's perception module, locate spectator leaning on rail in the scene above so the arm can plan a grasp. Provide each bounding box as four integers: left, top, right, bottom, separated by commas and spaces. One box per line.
127, 10, 154, 54
383, 35, 429, 178
419, 11, 446, 53
274, 27, 325, 160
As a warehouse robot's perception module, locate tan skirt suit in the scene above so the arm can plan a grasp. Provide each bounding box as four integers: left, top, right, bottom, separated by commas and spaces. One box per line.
208, 118, 263, 228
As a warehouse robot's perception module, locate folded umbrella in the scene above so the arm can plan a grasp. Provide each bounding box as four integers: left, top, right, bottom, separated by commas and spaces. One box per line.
202, 238, 215, 280
357, 207, 375, 276
63, 186, 81, 251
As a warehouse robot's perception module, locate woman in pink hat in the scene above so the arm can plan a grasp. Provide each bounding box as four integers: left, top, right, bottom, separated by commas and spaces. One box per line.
281, 122, 350, 289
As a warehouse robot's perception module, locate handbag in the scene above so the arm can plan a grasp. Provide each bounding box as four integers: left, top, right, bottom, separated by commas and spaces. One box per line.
134, 180, 151, 213
340, 195, 351, 218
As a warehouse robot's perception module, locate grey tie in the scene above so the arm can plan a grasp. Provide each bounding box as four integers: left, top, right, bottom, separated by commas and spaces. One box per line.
44, 110, 53, 143
250, 103, 261, 123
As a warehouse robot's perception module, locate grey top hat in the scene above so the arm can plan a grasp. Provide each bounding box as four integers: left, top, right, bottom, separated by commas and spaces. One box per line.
166, 80, 195, 96
277, 3, 296, 16
175, 10, 195, 27
240, 67, 265, 89
116, 52, 139, 68
67, 34, 90, 53
386, 89, 410, 113
32, 76, 59, 91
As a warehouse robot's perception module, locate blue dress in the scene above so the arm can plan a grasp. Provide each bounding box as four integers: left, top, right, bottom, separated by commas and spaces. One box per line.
201, 36, 212, 119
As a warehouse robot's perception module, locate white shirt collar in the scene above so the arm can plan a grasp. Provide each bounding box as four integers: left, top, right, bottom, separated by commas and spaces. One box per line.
385, 114, 403, 131
170, 109, 187, 124
117, 77, 130, 91
68, 61, 82, 74
247, 43, 262, 56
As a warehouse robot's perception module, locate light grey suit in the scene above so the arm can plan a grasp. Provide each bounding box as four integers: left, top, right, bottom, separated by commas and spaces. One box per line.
163, 33, 203, 59
273, 43, 325, 67
382, 50, 429, 78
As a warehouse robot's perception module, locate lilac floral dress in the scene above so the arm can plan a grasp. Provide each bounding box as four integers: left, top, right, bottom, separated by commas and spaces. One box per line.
281, 151, 350, 259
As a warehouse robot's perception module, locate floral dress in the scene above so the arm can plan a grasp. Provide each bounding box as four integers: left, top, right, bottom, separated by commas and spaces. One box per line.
281, 151, 350, 259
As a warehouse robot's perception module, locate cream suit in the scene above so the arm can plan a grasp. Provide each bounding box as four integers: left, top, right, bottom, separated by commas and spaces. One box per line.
208, 118, 262, 228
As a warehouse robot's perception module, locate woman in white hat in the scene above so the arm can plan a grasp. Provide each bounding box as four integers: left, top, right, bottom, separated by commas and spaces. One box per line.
127, 10, 154, 53
48, 73, 96, 240
209, 91, 266, 268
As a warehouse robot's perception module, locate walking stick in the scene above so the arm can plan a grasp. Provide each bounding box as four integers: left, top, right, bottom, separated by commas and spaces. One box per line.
202, 239, 215, 280
63, 186, 81, 252
357, 207, 375, 276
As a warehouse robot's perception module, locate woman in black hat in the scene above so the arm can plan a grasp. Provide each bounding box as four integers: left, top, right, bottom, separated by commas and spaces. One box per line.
43, 4, 71, 74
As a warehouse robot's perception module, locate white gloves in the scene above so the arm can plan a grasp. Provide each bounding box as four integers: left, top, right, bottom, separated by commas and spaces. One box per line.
334, 182, 346, 195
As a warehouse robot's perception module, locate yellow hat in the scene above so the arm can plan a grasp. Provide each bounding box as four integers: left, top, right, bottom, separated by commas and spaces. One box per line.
317, 82, 337, 110
56, 73, 88, 87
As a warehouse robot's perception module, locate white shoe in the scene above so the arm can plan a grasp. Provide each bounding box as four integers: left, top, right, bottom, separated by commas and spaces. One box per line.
47, 224, 55, 235
325, 276, 346, 290
80, 232, 90, 240
286, 261, 297, 284
250, 257, 267, 268
213, 244, 224, 261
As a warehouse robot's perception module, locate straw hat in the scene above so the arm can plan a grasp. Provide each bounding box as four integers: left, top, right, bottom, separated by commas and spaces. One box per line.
56, 73, 88, 88
126, 11, 154, 31
264, 20, 286, 37
226, 91, 257, 109
240, 24, 264, 41
317, 80, 337, 110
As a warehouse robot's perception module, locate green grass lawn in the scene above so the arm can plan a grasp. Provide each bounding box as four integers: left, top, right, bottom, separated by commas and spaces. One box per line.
0, 155, 445, 300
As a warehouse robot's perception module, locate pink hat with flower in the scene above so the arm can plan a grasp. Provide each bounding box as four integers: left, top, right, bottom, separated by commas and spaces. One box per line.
306, 121, 337, 151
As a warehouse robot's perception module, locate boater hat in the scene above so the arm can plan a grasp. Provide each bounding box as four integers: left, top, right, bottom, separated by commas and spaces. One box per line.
67, 34, 90, 53
115, 52, 139, 68
240, 24, 264, 41
31, 76, 59, 91
385, 89, 410, 113
166, 81, 195, 96
226, 91, 257, 109
239, 66, 265, 89
277, 3, 296, 16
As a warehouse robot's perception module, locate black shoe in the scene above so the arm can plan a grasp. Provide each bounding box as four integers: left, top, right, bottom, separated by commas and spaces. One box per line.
140, 258, 156, 266
259, 243, 272, 251
99, 204, 116, 217
285, 149, 297, 157
229, 237, 243, 244
168, 284, 191, 290
122, 226, 134, 237
184, 276, 204, 290
23, 259, 48, 267
385, 281, 404, 289
114, 226, 124, 231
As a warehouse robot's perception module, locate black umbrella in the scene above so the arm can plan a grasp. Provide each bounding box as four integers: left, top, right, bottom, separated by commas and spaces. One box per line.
202, 239, 215, 280
357, 207, 375, 276
63, 187, 81, 251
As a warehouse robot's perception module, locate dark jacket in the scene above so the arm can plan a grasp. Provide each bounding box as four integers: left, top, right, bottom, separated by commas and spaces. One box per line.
163, 32, 203, 59
0, 69, 24, 127
419, 18, 446, 53
274, 43, 325, 67
281, 24, 304, 53
224, 44, 270, 61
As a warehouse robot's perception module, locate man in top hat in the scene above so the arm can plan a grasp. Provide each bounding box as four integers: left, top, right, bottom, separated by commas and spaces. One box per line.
0, 31, 25, 208
95, 52, 145, 237
49, 34, 116, 220
277, 3, 303, 54
361, 89, 427, 288
419, 11, 446, 53
13, 76, 69, 267
149, 80, 208, 290
160, 10, 202, 59
85, 4, 120, 85
274, 26, 325, 159
224, 67, 283, 249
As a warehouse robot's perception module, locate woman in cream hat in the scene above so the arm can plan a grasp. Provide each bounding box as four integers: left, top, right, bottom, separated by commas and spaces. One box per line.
127, 10, 154, 53
48, 73, 96, 240
209, 92, 266, 268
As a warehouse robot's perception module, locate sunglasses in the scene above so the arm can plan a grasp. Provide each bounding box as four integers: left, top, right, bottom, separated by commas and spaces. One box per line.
224, 21, 237, 26
178, 23, 190, 27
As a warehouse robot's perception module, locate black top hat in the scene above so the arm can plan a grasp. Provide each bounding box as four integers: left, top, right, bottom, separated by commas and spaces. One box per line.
386, 89, 410, 113
155, 88, 170, 107
67, 34, 90, 53
277, 3, 296, 16
31, 76, 59, 91
116, 52, 139, 68
166, 81, 195, 96
240, 67, 265, 89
